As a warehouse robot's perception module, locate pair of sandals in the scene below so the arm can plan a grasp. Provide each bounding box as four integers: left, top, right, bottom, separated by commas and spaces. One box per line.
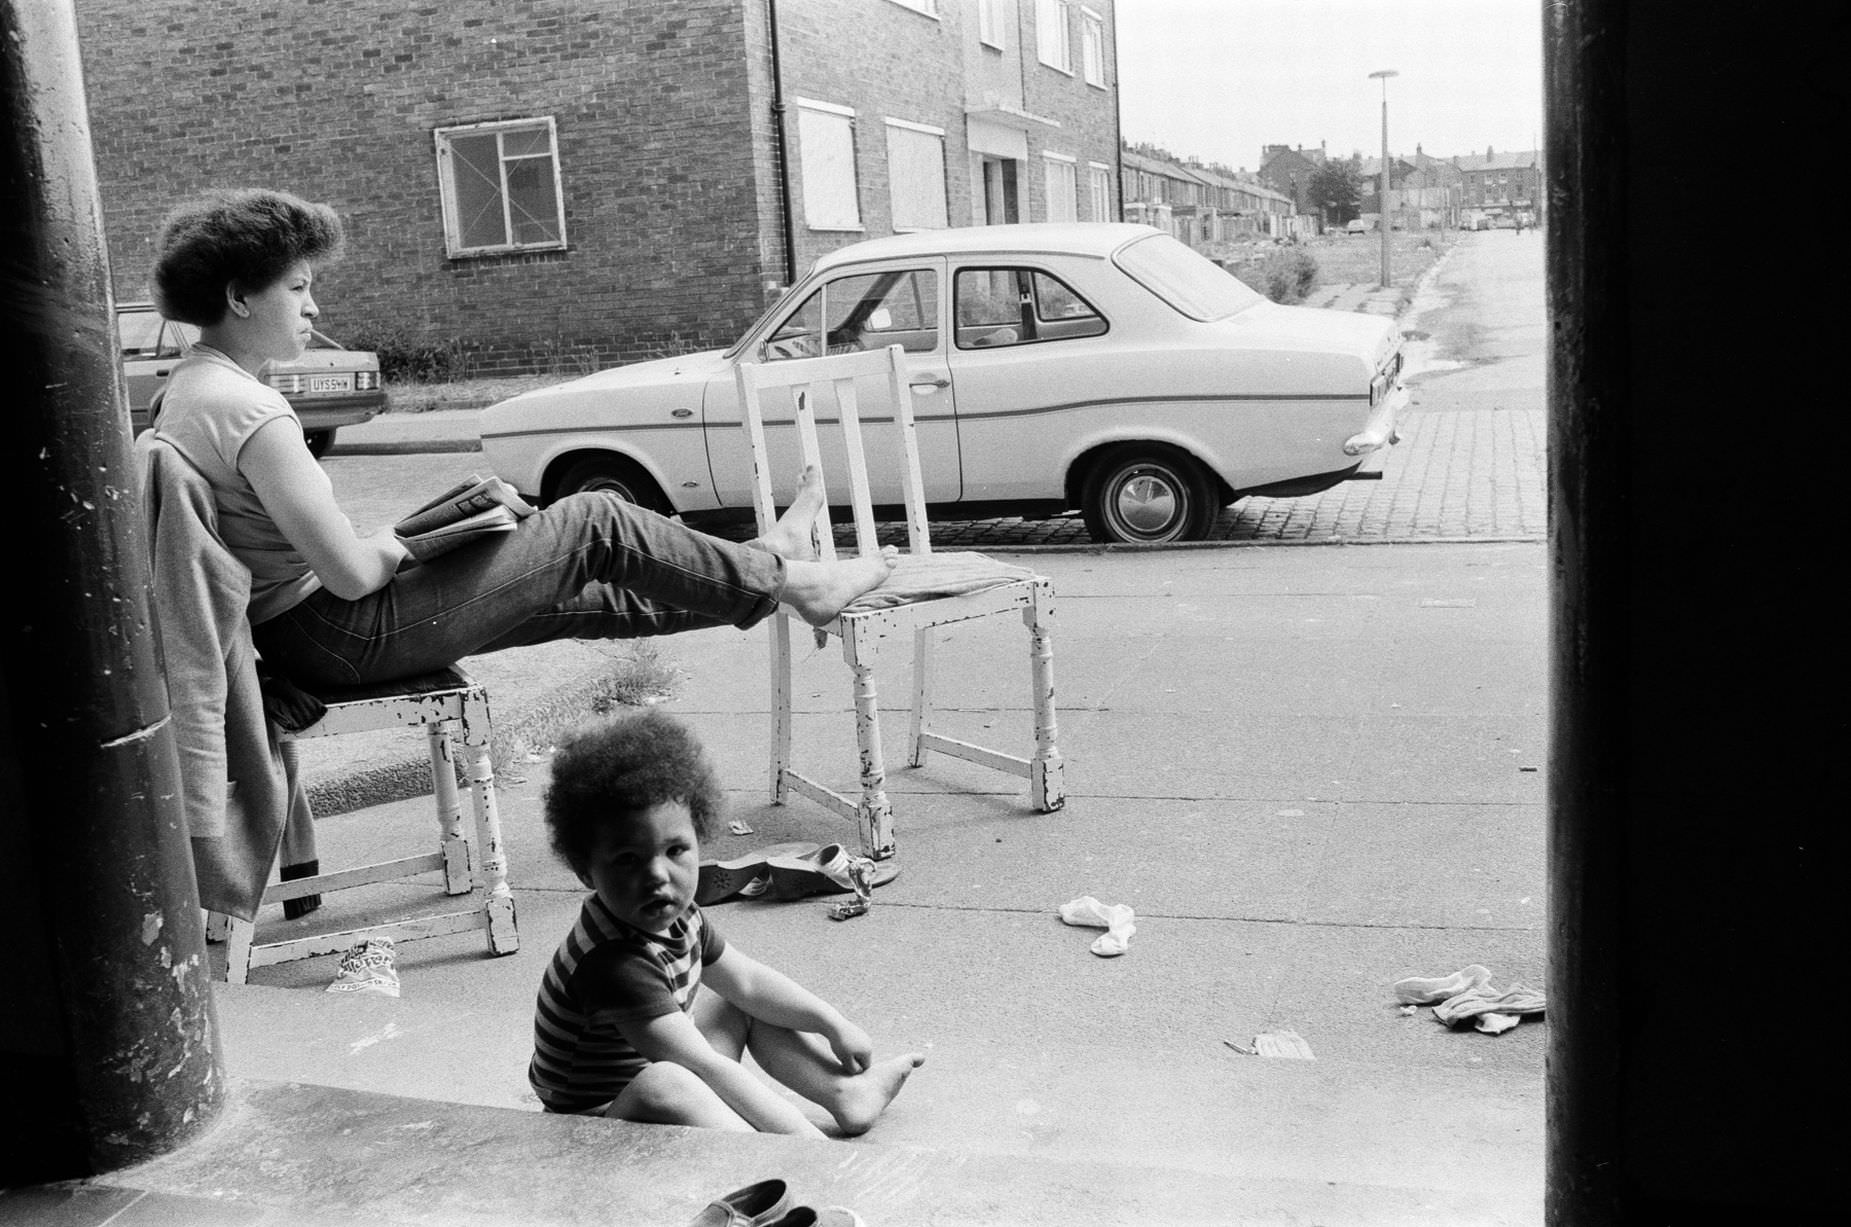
696, 842, 899, 906
687, 1178, 862, 1226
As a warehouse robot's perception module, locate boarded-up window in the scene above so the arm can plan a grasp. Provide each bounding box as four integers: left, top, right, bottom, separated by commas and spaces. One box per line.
886, 120, 949, 231
797, 100, 862, 231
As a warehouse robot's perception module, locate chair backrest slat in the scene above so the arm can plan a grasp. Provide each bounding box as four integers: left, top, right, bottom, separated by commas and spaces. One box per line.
734, 344, 930, 560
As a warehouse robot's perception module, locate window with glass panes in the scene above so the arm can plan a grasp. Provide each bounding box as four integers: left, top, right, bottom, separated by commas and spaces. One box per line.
434, 117, 566, 257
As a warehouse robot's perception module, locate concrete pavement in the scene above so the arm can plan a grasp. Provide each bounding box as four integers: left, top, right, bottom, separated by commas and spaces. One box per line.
9, 256, 1553, 1225
48, 540, 1548, 1227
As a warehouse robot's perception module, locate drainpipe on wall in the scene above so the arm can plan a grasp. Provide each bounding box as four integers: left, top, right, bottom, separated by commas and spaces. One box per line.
766, 0, 797, 290
1109, 3, 1124, 221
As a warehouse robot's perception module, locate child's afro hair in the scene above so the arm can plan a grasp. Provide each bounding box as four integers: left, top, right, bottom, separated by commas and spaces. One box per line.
543, 709, 723, 877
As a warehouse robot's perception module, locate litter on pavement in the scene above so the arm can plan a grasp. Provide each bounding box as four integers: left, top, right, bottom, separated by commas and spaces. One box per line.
1394, 964, 1545, 1034
325, 937, 400, 998
1058, 895, 1136, 956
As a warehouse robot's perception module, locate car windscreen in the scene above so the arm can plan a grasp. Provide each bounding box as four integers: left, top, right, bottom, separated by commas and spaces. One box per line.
1112, 233, 1264, 322
117, 311, 166, 356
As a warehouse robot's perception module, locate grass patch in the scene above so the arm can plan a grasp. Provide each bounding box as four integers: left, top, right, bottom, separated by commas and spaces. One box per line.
492, 643, 683, 781
1304, 231, 1447, 289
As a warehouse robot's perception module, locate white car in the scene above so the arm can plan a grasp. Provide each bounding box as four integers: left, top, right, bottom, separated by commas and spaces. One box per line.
481, 223, 1406, 544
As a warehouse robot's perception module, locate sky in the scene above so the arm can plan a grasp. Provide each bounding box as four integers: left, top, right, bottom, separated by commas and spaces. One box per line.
1112, 0, 1545, 172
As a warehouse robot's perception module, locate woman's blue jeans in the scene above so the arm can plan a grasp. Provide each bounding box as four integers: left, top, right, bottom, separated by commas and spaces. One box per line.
251, 492, 784, 687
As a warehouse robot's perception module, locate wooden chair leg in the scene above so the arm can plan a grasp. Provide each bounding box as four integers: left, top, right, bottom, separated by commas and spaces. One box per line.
770, 613, 794, 805
1026, 588, 1065, 812
850, 653, 896, 859
427, 719, 472, 895
908, 628, 933, 768
223, 915, 255, 985
460, 696, 519, 956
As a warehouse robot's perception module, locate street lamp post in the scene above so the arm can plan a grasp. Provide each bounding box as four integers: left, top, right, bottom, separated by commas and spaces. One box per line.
1369, 69, 1398, 288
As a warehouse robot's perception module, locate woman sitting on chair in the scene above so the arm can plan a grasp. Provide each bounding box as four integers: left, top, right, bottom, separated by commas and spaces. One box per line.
148, 188, 892, 689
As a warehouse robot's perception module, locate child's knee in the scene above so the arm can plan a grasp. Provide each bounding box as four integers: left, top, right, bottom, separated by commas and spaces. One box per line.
613, 1061, 745, 1130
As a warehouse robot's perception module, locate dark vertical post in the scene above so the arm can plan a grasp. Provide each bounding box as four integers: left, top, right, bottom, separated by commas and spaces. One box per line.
1542, 0, 1626, 1217
0, 0, 223, 1182
1546, 1, 1836, 1220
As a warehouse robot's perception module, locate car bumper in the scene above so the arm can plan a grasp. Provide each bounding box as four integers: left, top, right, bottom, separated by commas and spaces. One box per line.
293, 392, 387, 432
1342, 383, 1407, 457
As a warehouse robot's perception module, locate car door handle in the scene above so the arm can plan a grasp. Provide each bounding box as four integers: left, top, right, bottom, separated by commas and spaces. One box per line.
671, 408, 693, 418
910, 376, 949, 389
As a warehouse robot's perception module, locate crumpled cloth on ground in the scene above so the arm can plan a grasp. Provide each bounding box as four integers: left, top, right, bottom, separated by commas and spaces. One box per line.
840, 551, 1037, 613
1059, 895, 1136, 957
1394, 964, 1545, 1034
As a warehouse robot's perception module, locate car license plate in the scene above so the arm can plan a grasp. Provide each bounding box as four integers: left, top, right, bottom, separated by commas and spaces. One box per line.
308, 374, 352, 393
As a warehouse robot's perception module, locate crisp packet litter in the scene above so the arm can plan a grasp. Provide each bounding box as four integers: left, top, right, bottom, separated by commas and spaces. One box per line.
326, 937, 400, 998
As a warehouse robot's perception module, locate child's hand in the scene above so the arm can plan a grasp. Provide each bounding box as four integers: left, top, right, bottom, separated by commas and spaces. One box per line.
825, 1019, 874, 1074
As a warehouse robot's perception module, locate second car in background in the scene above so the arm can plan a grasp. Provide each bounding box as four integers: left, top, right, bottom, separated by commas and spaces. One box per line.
481, 223, 1405, 544
117, 302, 386, 457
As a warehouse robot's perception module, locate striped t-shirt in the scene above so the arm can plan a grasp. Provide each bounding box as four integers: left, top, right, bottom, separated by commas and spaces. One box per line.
528, 893, 726, 1114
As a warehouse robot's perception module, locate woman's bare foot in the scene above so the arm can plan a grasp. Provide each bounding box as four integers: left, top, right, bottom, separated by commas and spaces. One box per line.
753, 466, 828, 561
781, 547, 897, 626
830, 1053, 926, 1137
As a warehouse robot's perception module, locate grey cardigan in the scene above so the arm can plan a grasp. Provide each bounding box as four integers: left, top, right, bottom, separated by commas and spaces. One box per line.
136, 431, 315, 920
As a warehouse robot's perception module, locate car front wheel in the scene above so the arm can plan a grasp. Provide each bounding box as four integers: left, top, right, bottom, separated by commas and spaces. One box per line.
554, 455, 673, 515
304, 429, 335, 458
1080, 445, 1220, 544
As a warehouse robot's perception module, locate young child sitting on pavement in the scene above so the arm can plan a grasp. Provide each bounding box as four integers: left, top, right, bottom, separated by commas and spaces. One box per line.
529, 709, 924, 1136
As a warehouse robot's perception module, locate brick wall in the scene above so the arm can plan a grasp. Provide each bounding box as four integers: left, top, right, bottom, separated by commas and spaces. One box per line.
1018, 0, 1121, 221
74, 0, 1121, 376
76, 0, 769, 373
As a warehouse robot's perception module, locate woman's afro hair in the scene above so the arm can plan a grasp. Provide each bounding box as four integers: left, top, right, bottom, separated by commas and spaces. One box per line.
152, 188, 344, 327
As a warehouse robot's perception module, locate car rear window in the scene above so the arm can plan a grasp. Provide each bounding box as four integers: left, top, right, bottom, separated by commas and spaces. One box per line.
1113, 233, 1264, 322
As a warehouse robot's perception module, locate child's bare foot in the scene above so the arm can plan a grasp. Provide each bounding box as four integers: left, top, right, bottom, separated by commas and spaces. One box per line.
753, 466, 827, 561
830, 1053, 925, 1137
781, 547, 897, 626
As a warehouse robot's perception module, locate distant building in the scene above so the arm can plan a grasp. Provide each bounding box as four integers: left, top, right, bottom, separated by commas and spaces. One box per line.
1452, 146, 1542, 223
1124, 145, 1291, 247
1256, 141, 1326, 217
74, 0, 1120, 374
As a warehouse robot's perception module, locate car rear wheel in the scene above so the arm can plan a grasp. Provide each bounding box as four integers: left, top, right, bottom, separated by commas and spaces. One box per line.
304, 429, 335, 458
1080, 445, 1220, 544
555, 455, 673, 516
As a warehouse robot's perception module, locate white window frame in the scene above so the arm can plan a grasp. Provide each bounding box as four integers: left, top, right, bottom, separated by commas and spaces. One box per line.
1081, 6, 1106, 86
978, 0, 1006, 48
1036, 0, 1072, 74
885, 118, 950, 232
1043, 151, 1078, 222
795, 98, 863, 232
1087, 161, 1113, 221
433, 116, 567, 258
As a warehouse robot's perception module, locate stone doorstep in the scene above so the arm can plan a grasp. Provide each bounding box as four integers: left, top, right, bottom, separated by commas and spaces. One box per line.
83, 1077, 1542, 1227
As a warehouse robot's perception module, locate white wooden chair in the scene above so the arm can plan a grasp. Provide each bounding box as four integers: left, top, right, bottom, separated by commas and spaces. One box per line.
734, 344, 1064, 859
208, 665, 520, 983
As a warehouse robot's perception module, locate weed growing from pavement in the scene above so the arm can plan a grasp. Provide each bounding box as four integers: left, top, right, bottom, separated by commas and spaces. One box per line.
492, 643, 682, 781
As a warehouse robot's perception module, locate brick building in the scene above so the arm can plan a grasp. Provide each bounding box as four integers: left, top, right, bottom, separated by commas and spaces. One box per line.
1453, 146, 1541, 222
74, 0, 1119, 374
